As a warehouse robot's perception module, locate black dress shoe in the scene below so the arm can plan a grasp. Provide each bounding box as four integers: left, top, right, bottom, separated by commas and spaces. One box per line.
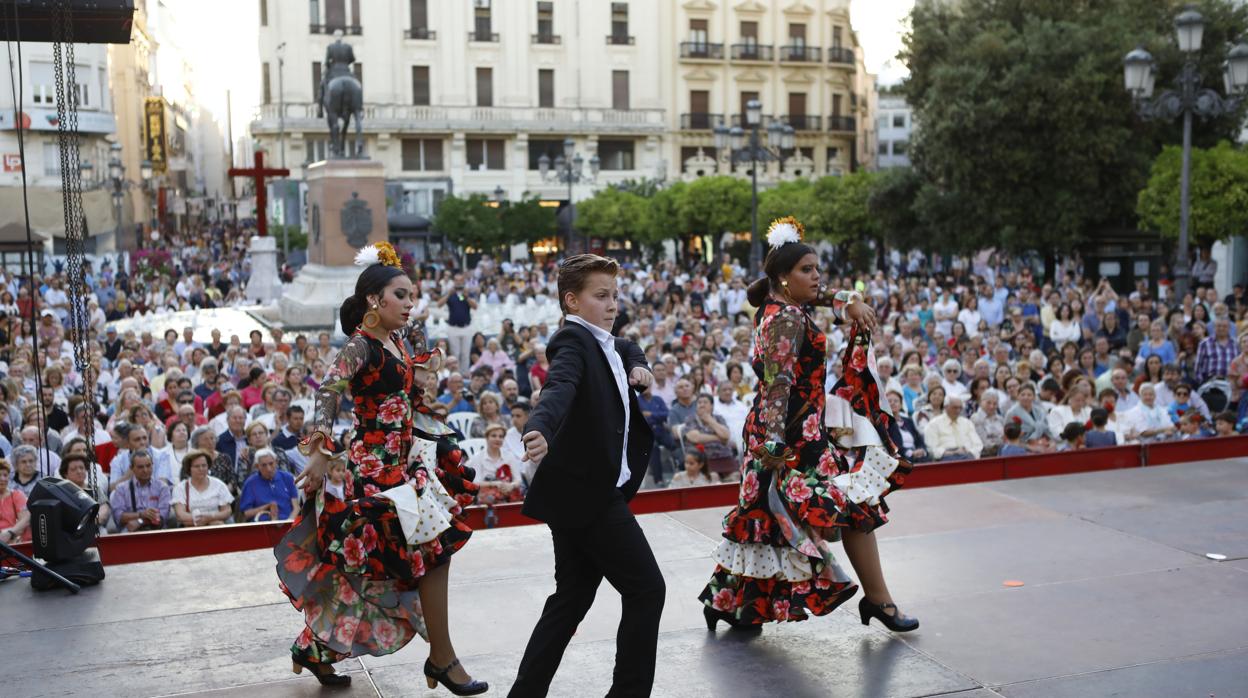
292, 655, 352, 686
858, 597, 920, 632
424, 658, 489, 696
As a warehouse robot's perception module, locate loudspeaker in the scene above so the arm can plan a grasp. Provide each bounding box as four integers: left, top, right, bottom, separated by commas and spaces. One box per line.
0, 0, 135, 45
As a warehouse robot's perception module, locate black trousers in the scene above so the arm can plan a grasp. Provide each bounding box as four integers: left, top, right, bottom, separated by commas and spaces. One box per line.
509, 493, 666, 698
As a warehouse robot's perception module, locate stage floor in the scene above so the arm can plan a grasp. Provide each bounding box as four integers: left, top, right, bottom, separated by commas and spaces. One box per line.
6, 459, 1248, 698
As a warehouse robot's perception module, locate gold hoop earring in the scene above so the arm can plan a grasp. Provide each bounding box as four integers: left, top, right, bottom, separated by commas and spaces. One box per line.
362, 304, 382, 331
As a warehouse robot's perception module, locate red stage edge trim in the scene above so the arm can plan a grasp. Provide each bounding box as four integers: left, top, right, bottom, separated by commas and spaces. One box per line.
9, 436, 1247, 566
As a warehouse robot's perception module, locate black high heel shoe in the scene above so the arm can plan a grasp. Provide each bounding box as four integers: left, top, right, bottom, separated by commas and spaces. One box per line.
292, 655, 352, 686
858, 597, 920, 632
424, 658, 489, 696
703, 605, 762, 633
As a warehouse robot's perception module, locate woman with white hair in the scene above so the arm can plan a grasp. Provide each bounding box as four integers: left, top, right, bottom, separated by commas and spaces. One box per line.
940, 359, 970, 400
469, 337, 515, 382
971, 390, 1006, 457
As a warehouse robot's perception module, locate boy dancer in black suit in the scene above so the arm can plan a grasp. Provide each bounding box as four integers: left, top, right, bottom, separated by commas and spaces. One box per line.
509, 254, 663, 698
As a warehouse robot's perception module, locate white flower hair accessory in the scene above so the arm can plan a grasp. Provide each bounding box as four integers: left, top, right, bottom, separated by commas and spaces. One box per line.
766, 216, 805, 250
353, 242, 402, 268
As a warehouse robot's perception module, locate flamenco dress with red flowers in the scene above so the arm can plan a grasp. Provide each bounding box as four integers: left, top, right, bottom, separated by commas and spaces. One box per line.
275, 320, 478, 666
698, 288, 912, 626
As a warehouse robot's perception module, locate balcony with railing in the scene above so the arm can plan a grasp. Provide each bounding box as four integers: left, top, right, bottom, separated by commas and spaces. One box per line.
251, 103, 667, 135
468, 30, 500, 42
730, 113, 774, 128
680, 42, 724, 60
730, 43, 773, 61
782, 115, 821, 131
779, 45, 821, 62
311, 24, 361, 35
606, 33, 635, 45
404, 28, 436, 40
680, 113, 725, 130
827, 115, 856, 132
828, 47, 854, 65
532, 33, 561, 44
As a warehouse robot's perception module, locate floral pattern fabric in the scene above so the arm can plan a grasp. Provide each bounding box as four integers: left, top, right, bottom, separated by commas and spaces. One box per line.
275, 330, 477, 665
698, 296, 911, 626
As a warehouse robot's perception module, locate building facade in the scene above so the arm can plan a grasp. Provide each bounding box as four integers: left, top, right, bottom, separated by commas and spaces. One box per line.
661, 0, 873, 179
249, 0, 877, 256
875, 91, 912, 169
0, 41, 120, 255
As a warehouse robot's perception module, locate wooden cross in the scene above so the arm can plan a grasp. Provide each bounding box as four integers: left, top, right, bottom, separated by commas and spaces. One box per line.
228, 150, 289, 237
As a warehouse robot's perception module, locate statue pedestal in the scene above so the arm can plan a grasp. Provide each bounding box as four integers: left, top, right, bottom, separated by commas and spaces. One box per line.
245, 235, 282, 305
279, 159, 388, 331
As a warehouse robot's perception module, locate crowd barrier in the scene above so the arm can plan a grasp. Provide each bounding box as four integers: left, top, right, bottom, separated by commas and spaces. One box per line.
11, 435, 1247, 566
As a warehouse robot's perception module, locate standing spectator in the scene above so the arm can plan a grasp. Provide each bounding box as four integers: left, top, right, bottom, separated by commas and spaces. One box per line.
924, 396, 984, 461
438, 273, 477, 368
1194, 318, 1236, 386
172, 450, 234, 527
237, 448, 298, 521
1191, 247, 1217, 289
0, 459, 31, 543
109, 448, 171, 531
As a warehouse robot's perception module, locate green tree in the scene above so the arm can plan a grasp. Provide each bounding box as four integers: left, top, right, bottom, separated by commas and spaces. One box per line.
757, 179, 819, 238
576, 187, 650, 240
679, 176, 750, 258
431, 194, 502, 251
500, 196, 557, 247
868, 167, 926, 253
643, 180, 688, 262
901, 0, 1248, 257
1136, 141, 1248, 245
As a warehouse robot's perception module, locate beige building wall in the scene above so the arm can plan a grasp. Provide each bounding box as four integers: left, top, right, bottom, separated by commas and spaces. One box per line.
663, 0, 872, 180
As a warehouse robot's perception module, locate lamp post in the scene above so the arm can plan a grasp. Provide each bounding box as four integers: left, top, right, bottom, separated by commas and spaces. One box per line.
538, 137, 599, 255
108, 143, 125, 251
276, 41, 287, 170
713, 99, 795, 276
1124, 8, 1248, 301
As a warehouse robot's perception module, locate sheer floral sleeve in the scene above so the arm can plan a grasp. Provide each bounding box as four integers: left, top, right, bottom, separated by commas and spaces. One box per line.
758, 305, 806, 447
299, 335, 371, 456
811, 284, 859, 324
404, 315, 430, 357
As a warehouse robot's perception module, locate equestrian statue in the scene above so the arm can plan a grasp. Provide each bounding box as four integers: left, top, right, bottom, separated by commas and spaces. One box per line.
318, 30, 364, 159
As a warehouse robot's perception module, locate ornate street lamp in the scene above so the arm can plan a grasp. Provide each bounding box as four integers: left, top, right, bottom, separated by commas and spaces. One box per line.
714, 99, 795, 275
1124, 9, 1248, 301
538, 137, 599, 254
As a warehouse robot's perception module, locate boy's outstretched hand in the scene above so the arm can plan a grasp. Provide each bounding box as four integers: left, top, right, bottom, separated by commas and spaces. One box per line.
522, 431, 548, 465
629, 367, 653, 389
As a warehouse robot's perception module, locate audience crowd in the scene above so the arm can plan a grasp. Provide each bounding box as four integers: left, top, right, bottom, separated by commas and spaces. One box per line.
1, 234, 1245, 540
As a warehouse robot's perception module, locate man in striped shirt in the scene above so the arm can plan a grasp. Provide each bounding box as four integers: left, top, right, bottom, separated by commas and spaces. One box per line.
1195, 318, 1237, 385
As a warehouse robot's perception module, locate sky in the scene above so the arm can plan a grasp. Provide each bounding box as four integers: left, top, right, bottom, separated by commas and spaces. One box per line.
184, 0, 914, 157
852, 0, 915, 86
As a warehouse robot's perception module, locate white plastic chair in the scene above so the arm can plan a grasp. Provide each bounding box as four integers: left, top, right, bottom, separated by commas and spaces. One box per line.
445, 411, 479, 437
458, 437, 487, 460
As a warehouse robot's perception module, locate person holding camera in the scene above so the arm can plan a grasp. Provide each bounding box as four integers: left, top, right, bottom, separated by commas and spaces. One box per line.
109, 447, 171, 532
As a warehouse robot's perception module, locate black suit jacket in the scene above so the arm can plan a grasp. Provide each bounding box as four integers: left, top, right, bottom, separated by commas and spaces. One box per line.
216, 430, 245, 465
522, 322, 653, 528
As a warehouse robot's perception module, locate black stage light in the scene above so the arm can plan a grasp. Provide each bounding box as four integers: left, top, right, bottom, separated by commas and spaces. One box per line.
25, 477, 106, 591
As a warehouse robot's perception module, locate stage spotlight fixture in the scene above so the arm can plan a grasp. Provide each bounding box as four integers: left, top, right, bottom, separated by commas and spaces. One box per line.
26, 477, 106, 591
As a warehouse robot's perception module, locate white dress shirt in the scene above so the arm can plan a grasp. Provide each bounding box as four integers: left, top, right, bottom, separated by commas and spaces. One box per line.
565, 315, 632, 487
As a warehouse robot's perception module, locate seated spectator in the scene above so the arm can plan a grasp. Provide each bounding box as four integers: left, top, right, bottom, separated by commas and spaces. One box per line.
0, 459, 31, 544
470, 337, 515, 383
713, 382, 749, 456
20, 424, 61, 479
256, 388, 293, 431
9, 446, 41, 496
503, 402, 529, 465
498, 378, 526, 416
940, 359, 970, 400
1122, 384, 1176, 443
437, 373, 475, 414
469, 391, 506, 438
1057, 422, 1086, 451
271, 405, 304, 452
669, 447, 715, 488
173, 450, 234, 527
1177, 413, 1210, 440
238, 448, 298, 521
59, 452, 111, 528
1166, 384, 1198, 425
998, 423, 1030, 457
923, 396, 983, 461
885, 390, 929, 463
913, 385, 945, 433
1214, 411, 1238, 437
109, 447, 172, 532
970, 390, 1005, 457
683, 394, 736, 482
466, 423, 523, 504
1084, 408, 1118, 448
1047, 387, 1092, 440
638, 384, 677, 486
109, 424, 175, 492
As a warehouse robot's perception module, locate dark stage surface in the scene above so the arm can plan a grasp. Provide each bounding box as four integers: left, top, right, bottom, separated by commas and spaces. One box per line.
5, 459, 1246, 698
